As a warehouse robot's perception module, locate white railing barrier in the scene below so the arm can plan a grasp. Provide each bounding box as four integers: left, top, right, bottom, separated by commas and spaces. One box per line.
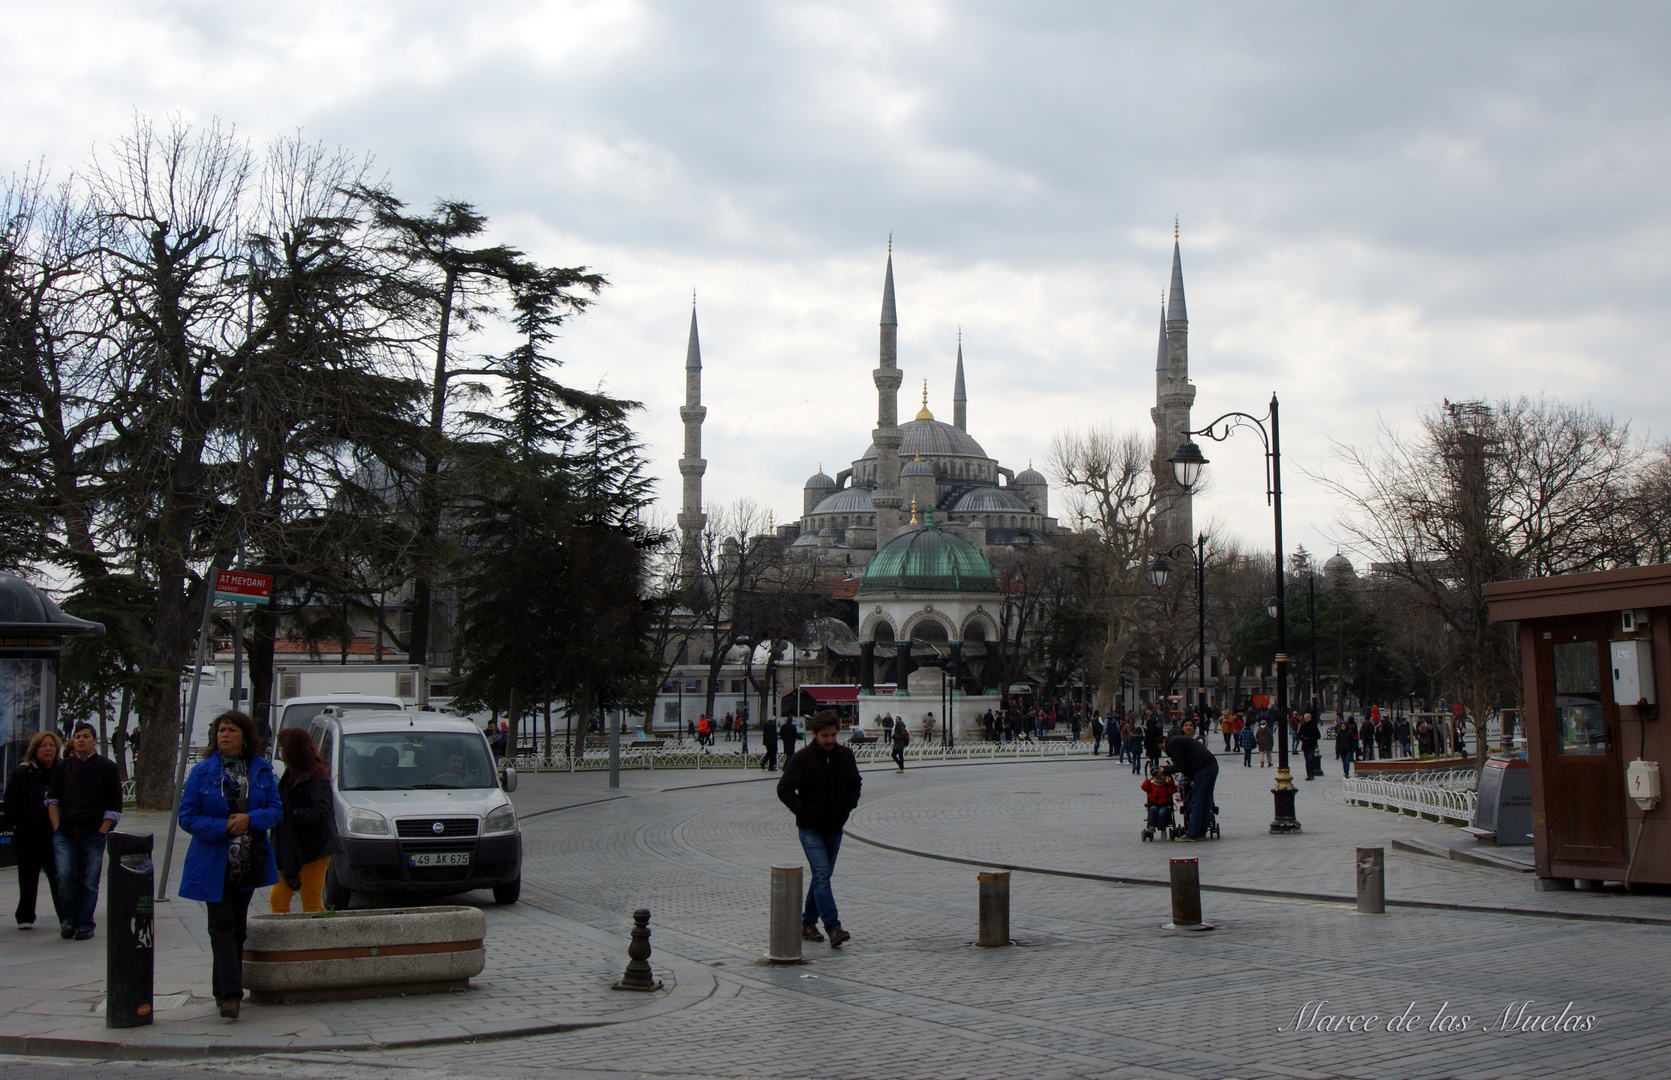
508, 737, 1103, 773
1342, 769, 1477, 825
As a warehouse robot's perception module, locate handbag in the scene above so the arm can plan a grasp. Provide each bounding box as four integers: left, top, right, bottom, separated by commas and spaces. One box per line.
235, 830, 271, 890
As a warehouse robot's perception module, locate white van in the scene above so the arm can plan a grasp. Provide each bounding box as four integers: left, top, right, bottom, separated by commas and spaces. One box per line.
306, 709, 522, 908
276, 693, 406, 734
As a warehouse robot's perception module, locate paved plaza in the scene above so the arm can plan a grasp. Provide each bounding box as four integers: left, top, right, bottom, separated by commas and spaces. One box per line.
3, 748, 1669, 1079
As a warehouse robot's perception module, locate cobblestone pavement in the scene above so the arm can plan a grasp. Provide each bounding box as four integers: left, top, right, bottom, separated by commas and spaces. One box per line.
7, 753, 1669, 1078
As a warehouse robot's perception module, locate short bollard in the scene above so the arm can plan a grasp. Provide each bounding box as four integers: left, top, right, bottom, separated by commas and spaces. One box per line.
1356, 847, 1385, 914
977, 871, 1010, 947
768, 864, 803, 963
1163, 857, 1214, 932
612, 908, 663, 992
105, 831, 155, 1028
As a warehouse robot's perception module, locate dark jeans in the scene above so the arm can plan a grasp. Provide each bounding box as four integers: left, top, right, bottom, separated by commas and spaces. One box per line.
1092, 734, 1102, 755
1243, 745, 1253, 766
1302, 747, 1319, 778
761, 743, 777, 771
53, 831, 106, 933
1223, 733, 1234, 751
207, 870, 256, 1002
14, 845, 62, 926
1130, 740, 1144, 773
798, 828, 842, 930
1185, 761, 1218, 839
1339, 749, 1355, 777
892, 743, 906, 769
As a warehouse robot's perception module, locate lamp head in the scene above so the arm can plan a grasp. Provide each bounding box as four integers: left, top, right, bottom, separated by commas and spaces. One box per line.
1147, 554, 1171, 589
1167, 439, 1208, 490
1266, 596, 1280, 620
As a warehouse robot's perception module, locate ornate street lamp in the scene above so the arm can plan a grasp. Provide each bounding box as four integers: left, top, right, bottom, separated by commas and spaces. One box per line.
1168, 393, 1301, 834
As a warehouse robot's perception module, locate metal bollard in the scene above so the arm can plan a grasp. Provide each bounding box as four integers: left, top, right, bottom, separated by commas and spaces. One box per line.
1163, 857, 1214, 932
768, 864, 803, 962
612, 908, 663, 991
977, 871, 1010, 947
105, 831, 155, 1028
1356, 847, 1385, 914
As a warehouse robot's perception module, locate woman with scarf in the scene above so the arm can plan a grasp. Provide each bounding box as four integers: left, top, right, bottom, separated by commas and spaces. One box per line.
4, 731, 64, 929
177, 711, 280, 1019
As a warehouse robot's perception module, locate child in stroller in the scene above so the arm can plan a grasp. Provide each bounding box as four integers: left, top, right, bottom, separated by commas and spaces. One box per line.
1171, 768, 1222, 840
1140, 765, 1179, 841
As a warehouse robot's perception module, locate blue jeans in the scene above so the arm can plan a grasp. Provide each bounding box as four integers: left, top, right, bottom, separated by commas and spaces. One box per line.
798, 828, 842, 930
1185, 762, 1218, 839
53, 831, 106, 933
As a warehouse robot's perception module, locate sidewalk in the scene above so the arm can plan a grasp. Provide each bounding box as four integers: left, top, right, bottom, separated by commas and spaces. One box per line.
0, 810, 712, 1059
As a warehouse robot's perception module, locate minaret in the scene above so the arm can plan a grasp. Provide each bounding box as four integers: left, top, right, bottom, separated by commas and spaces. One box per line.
871, 239, 904, 543
952, 329, 967, 432
1152, 223, 1196, 546
677, 297, 707, 584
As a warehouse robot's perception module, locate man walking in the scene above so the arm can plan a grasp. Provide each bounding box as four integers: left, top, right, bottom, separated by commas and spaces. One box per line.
890, 716, 909, 772
1299, 712, 1321, 780
1163, 726, 1219, 842
778, 716, 799, 767
45, 722, 122, 940
777, 712, 861, 948
1089, 713, 1104, 756
760, 714, 780, 771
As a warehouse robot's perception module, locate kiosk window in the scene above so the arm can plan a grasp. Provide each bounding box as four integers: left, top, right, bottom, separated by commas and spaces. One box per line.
1551, 641, 1607, 755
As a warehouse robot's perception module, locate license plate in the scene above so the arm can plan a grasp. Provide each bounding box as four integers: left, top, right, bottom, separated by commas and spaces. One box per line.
409, 852, 471, 867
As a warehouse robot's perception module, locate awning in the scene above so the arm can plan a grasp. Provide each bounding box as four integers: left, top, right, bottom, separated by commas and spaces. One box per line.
799, 684, 896, 703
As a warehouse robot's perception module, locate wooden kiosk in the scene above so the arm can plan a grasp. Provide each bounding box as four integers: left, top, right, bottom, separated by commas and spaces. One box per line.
1485, 565, 1671, 890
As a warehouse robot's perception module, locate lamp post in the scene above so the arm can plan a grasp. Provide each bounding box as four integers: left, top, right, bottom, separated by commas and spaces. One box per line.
1146, 532, 1208, 725
1167, 393, 1302, 834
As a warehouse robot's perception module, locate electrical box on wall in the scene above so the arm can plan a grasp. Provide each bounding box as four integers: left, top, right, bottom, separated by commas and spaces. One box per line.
1622, 609, 1652, 633
1627, 759, 1661, 810
1611, 640, 1657, 707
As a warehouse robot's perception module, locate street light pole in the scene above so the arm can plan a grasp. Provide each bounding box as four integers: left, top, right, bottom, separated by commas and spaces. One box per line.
1167, 392, 1301, 834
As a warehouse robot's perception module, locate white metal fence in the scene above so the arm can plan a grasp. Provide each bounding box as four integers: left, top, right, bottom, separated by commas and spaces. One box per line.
1342, 768, 1478, 826
509, 737, 1103, 773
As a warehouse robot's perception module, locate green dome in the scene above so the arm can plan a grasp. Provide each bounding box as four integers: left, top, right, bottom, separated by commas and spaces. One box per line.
857, 522, 998, 596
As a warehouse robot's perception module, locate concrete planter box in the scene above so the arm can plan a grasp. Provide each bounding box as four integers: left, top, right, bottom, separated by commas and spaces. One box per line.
243, 905, 486, 1004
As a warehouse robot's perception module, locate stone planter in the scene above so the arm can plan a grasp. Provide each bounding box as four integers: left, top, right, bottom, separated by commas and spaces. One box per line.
243, 905, 486, 1004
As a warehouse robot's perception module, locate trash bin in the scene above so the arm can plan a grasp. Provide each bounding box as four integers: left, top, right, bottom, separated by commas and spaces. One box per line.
105, 831, 155, 1028
1470, 756, 1532, 845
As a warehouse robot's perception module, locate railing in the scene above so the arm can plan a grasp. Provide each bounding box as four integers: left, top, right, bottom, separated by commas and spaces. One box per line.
1342, 768, 1478, 825
508, 736, 1102, 773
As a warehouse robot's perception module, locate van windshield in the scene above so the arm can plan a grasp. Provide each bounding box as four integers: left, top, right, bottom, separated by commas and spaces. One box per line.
280, 701, 398, 732
338, 731, 495, 791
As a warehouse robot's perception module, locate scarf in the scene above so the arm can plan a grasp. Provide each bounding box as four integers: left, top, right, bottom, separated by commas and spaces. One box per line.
220, 754, 252, 881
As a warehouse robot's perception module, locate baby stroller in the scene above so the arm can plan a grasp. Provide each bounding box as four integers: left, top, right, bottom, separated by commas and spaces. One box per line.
1174, 771, 1221, 840
1140, 765, 1180, 842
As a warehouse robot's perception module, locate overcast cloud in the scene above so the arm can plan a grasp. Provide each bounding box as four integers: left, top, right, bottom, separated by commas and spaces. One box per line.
6, 1, 1670, 560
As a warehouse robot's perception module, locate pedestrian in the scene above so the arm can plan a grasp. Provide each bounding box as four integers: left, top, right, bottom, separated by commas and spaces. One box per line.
1298, 712, 1321, 780
1220, 712, 1234, 752
1359, 715, 1375, 761
5, 730, 64, 930
1239, 721, 1256, 767
759, 714, 780, 771
776, 711, 861, 948
177, 711, 280, 1020
1089, 714, 1104, 756
922, 711, 936, 744
1163, 727, 1219, 842
686, 717, 696, 742
778, 716, 800, 766
45, 722, 123, 941
1143, 715, 1163, 773
1377, 715, 1394, 760
697, 714, 711, 749
1256, 721, 1274, 767
1070, 711, 1082, 742
269, 728, 341, 914
891, 715, 910, 771
1336, 715, 1358, 777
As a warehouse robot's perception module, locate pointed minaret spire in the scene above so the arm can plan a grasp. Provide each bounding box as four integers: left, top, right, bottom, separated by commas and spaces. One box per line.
952, 329, 967, 431
1154, 229, 1196, 549
677, 297, 708, 584
1156, 298, 1167, 376
881, 241, 898, 327
1167, 228, 1187, 324
872, 239, 904, 542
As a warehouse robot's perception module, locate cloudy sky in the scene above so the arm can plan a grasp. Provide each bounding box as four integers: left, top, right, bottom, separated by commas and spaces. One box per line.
6, 2, 1670, 562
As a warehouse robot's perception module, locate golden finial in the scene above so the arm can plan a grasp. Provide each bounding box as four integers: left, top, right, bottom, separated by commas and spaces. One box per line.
767, 511, 774, 532
692, 287, 696, 306
915, 379, 934, 420
817, 463, 823, 474
888, 232, 892, 254
1028, 459, 1033, 470
1174, 216, 1179, 241
910, 495, 919, 524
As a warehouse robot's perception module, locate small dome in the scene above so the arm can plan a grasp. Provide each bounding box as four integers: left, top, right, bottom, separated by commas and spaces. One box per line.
953, 487, 1031, 513
811, 487, 875, 516
901, 458, 935, 477
1013, 465, 1048, 487
804, 469, 836, 490
857, 521, 999, 597
1324, 552, 1356, 578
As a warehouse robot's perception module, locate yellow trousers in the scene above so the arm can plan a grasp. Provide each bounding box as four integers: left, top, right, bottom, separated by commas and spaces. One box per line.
269, 856, 331, 913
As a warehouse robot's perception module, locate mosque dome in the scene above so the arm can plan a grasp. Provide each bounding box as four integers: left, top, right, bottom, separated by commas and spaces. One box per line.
858, 418, 989, 463
810, 487, 874, 516
900, 457, 935, 477
804, 469, 836, 490
1324, 552, 1356, 578
952, 488, 1031, 514
1013, 465, 1048, 487
856, 520, 998, 597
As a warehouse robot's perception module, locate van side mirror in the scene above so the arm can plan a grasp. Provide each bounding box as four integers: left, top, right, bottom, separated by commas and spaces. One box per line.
500, 766, 517, 793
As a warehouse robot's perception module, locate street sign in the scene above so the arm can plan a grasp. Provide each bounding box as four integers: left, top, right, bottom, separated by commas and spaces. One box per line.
213, 569, 272, 605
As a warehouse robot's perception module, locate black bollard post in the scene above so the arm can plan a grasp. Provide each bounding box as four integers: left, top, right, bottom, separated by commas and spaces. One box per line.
768, 865, 803, 963
612, 908, 663, 992
977, 871, 1010, 947
1356, 847, 1385, 914
1163, 857, 1214, 932
105, 831, 155, 1027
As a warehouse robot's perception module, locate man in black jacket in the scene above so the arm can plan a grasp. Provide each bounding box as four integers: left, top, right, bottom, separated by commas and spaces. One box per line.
759, 715, 779, 771
1298, 712, 1322, 780
1163, 728, 1219, 842
778, 717, 800, 768
776, 711, 861, 947
45, 723, 123, 939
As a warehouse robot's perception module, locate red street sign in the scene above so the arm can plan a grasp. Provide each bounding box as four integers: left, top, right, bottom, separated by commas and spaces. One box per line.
214, 569, 273, 605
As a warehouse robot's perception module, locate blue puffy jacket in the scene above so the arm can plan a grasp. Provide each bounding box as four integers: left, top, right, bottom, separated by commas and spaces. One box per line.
177, 754, 281, 903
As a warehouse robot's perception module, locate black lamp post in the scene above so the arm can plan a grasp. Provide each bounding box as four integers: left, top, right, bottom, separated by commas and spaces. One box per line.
1147, 532, 1208, 724
1167, 393, 1302, 834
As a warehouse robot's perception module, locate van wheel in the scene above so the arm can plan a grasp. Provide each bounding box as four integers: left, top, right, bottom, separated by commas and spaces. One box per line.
323, 860, 354, 911
492, 876, 521, 905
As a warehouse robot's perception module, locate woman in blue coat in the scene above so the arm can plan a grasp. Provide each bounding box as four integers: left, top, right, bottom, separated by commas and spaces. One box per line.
177, 710, 280, 1020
